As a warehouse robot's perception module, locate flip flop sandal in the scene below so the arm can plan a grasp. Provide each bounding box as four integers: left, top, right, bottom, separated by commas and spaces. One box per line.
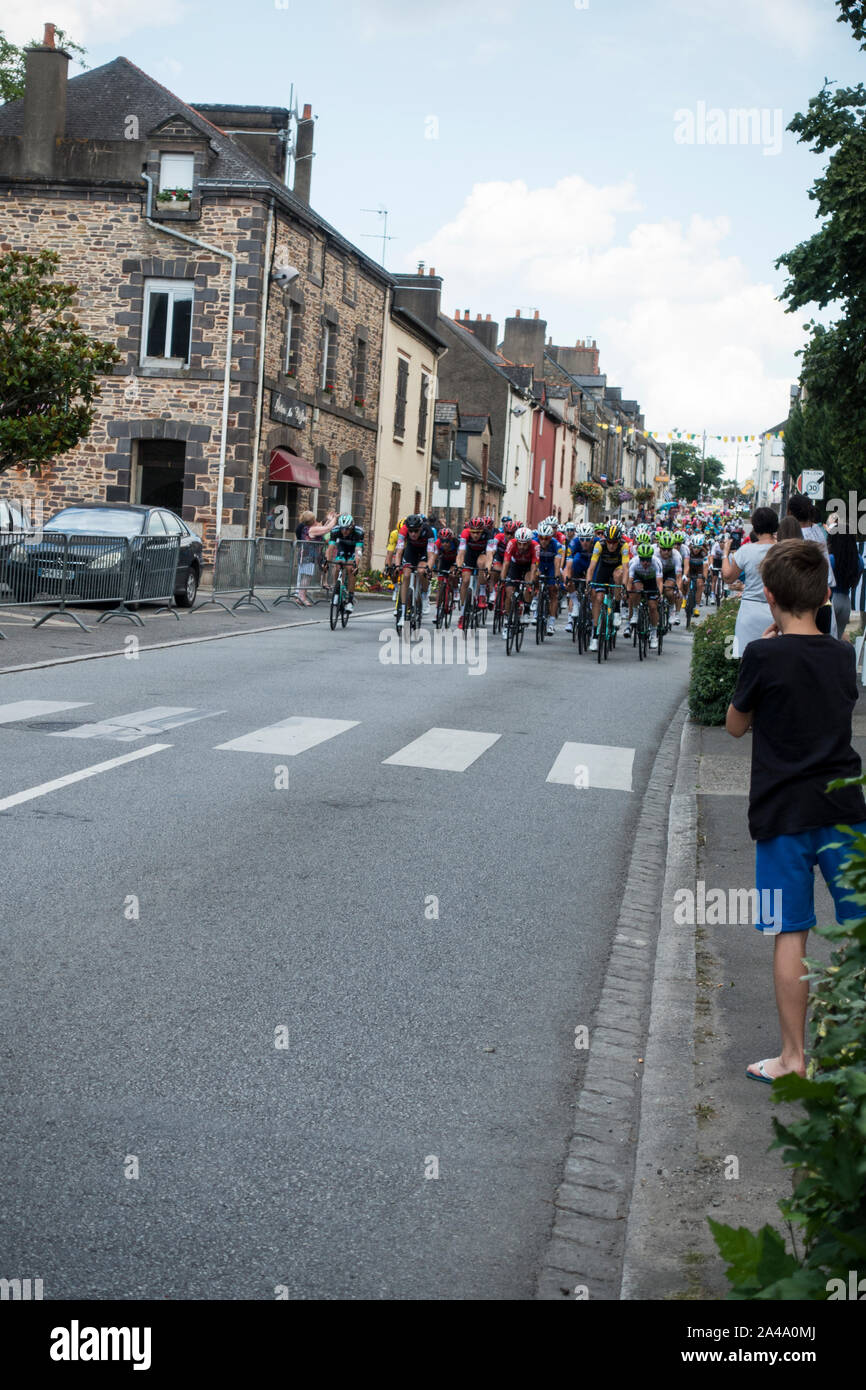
746, 1059, 776, 1085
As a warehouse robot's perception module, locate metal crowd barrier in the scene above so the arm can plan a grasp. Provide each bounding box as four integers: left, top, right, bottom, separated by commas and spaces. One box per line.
195, 537, 329, 614
0, 531, 181, 633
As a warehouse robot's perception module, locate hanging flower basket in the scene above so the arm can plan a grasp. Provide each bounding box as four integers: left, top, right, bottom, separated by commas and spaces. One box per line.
617, 489, 634, 503
634, 486, 655, 503
572, 481, 604, 505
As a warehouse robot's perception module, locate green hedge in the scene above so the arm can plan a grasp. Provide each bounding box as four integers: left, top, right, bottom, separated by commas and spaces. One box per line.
687, 598, 740, 725
710, 826, 866, 1298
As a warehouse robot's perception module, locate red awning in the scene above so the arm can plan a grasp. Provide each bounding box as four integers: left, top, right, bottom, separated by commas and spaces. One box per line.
269, 449, 320, 487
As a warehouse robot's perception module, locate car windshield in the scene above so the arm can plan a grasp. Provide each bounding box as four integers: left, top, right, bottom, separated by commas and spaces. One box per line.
44, 509, 145, 537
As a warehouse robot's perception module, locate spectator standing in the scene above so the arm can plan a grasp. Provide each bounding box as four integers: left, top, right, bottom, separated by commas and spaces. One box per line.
826, 511, 862, 636
295, 508, 336, 606
726, 540, 866, 1082
722, 506, 779, 658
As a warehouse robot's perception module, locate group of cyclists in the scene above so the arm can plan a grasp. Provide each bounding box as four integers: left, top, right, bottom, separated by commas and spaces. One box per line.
375, 508, 749, 650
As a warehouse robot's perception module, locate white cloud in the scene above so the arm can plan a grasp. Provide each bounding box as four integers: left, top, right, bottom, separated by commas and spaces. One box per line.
352, 0, 518, 41
668, 0, 830, 58
412, 175, 802, 436
0, 0, 186, 46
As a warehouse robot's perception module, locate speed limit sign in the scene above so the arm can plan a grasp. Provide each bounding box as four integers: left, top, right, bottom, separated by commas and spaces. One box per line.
796, 470, 825, 500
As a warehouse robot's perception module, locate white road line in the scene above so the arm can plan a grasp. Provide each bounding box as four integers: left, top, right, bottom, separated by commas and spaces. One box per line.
546, 741, 635, 792
0, 700, 91, 724
0, 744, 172, 812
383, 727, 500, 772
51, 706, 226, 742
215, 715, 359, 756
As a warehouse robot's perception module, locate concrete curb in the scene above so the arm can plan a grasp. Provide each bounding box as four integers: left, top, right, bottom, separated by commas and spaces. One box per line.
534, 699, 689, 1300
619, 717, 701, 1299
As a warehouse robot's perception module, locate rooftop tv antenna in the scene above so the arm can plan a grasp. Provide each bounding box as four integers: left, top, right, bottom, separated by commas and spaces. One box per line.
361, 207, 397, 267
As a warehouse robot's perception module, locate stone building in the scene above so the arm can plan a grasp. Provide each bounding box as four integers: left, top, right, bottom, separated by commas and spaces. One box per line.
0, 30, 392, 557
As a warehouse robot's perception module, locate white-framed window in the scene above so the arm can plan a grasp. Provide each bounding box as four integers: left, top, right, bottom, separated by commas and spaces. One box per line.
159, 153, 195, 195
539, 458, 546, 497
142, 279, 194, 365
320, 323, 330, 388
285, 302, 302, 376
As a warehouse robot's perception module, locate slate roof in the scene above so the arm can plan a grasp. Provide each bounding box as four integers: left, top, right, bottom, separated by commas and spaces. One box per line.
438, 314, 513, 374
0, 57, 391, 282
458, 415, 490, 433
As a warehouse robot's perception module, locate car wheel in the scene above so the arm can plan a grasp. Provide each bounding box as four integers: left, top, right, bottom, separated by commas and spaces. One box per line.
176, 567, 199, 607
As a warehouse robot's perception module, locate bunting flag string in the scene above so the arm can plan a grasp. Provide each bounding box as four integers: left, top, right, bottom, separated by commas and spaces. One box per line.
643, 430, 785, 442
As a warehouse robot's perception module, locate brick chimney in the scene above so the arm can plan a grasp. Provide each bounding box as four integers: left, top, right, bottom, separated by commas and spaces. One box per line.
470, 312, 499, 354
22, 24, 70, 178
292, 103, 315, 205
502, 309, 546, 376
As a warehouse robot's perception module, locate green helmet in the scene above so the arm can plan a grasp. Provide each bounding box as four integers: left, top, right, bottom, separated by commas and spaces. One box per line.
658, 530, 674, 549
637, 541, 655, 560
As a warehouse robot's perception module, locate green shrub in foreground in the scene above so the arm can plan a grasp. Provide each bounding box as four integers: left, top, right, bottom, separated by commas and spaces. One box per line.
687, 598, 740, 726
710, 813, 866, 1298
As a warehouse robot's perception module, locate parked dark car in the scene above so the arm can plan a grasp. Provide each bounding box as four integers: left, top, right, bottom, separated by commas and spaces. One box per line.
3, 504, 203, 607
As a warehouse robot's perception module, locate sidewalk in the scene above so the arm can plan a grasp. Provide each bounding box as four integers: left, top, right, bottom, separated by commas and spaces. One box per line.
620, 699, 866, 1300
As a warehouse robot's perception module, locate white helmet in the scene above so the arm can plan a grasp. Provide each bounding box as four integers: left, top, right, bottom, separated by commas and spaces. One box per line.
691, 533, 705, 547
515, 525, 533, 543
565, 520, 576, 532
576, 521, 595, 538
537, 521, 554, 537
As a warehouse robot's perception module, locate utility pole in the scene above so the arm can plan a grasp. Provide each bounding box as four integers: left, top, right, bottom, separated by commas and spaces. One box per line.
699, 430, 707, 503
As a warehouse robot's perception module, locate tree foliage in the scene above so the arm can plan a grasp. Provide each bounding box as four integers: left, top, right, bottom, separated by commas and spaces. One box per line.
0, 27, 87, 104
776, 2, 866, 499
670, 440, 724, 502
0, 250, 120, 474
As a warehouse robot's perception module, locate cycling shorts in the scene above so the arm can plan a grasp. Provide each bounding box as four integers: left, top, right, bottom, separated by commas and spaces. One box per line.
505, 560, 532, 584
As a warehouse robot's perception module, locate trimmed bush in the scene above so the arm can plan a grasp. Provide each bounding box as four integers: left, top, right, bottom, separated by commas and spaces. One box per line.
710, 825, 866, 1297
687, 598, 740, 725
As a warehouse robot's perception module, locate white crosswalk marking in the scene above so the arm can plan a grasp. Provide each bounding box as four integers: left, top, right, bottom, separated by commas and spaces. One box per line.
51, 707, 225, 742
0, 700, 91, 724
546, 741, 635, 792
383, 727, 500, 772
215, 715, 359, 756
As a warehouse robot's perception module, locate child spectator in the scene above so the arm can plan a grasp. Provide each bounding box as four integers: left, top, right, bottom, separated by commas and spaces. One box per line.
725, 539, 866, 1083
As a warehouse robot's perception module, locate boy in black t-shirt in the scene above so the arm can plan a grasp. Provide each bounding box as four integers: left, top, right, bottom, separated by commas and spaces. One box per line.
726, 540, 866, 1084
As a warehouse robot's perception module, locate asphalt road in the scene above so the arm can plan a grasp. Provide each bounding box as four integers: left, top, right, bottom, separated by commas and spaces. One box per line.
0, 601, 694, 1299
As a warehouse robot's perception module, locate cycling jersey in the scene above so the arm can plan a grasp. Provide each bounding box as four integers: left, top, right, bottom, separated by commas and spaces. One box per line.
590, 539, 630, 572
458, 526, 495, 557
491, 530, 510, 561
628, 555, 662, 584
434, 537, 459, 566
397, 522, 435, 563
503, 537, 540, 569
567, 542, 593, 578
537, 539, 563, 573
331, 525, 364, 557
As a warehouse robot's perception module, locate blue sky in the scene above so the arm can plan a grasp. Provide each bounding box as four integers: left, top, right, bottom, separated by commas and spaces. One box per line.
3, 0, 862, 475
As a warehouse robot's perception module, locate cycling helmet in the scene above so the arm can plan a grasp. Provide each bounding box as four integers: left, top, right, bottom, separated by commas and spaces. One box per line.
658, 531, 674, 549
576, 522, 595, 539
438, 527, 454, 542
515, 525, 533, 543
405, 514, 423, 531
503, 520, 517, 536
690, 533, 706, 548
537, 522, 555, 537
468, 515, 485, 530
673, 530, 685, 545
338, 513, 354, 528
604, 522, 623, 542
637, 541, 655, 559
484, 514, 494, 528
565, 520, 576, 533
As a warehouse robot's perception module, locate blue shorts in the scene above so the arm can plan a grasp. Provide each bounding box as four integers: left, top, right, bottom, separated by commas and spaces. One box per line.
754, 822, 866, 934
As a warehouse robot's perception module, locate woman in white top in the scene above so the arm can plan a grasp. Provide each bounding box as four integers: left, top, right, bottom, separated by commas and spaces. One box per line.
722, 506, 778, 658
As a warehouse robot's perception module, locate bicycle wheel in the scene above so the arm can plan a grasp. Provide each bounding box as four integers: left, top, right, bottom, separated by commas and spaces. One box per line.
506, 594, 518, 655
536, 586, 546, 645
596, 610, 605, 663
340, 591, 350, 627
515, 596, 525, 650
685, 586, 695, 629
329, 583, 341, 630
435, 585, 446, 629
